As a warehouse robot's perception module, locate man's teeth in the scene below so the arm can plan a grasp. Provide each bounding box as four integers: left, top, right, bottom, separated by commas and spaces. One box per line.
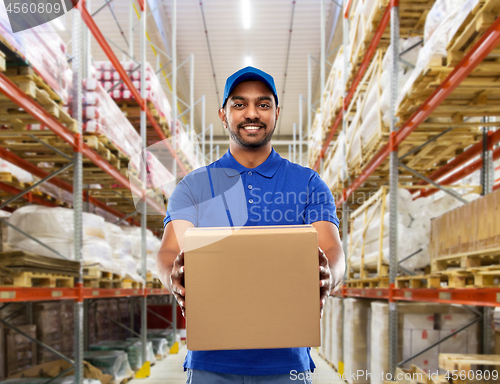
243, 126, 261, 130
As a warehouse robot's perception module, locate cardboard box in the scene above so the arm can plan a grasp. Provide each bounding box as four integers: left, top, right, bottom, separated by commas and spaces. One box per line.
5, 324, 37, 376
184, 225, 320, 351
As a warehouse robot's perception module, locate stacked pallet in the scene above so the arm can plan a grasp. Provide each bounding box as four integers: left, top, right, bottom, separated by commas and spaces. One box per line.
0, 250, 79, 288
438, 354, 500, 384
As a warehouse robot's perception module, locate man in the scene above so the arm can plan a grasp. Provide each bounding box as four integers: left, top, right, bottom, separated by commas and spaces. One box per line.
157, 66, 345, 383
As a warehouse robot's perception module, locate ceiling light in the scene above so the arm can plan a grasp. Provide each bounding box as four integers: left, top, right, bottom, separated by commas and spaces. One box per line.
245, 55, 253, 67
242, 0, 251, 29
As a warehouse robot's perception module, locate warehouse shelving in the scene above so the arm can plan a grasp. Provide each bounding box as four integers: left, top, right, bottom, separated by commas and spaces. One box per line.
0, 287, 170, 303
311, 0, 500, 377
0, 0, 200, 382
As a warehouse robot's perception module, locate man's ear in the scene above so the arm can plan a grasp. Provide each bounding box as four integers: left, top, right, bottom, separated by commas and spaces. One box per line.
218, 108, 227, 128
276, 106, 280, 121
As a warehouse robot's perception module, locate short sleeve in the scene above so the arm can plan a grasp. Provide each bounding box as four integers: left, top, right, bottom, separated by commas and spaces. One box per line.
304, 173, 340, 229
163, 178, 198, 228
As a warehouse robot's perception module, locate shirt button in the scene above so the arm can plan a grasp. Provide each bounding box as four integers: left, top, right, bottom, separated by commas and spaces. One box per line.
248, 199, 254, 204
248, 171, 253, 175
248, 185, 253, 190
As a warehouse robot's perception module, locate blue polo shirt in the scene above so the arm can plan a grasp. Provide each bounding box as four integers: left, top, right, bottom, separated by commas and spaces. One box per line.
164, 148, 339, 376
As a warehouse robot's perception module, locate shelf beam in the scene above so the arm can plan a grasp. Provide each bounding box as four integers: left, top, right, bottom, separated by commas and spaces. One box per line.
337, 287, 500, 307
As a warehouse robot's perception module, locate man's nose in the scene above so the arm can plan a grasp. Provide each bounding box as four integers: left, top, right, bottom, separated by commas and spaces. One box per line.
244, 104, 259, 120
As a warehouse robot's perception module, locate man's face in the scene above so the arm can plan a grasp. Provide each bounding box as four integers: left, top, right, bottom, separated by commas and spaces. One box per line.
218, 81, 280, 149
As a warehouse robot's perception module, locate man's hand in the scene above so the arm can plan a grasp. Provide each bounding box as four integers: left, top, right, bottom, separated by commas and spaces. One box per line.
170, 250, 186, 318
319, 247, 333, 318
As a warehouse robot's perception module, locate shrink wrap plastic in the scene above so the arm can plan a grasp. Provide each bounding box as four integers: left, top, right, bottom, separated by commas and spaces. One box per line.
149, 338, 169, 359
310, 47, 344, 169
90, 341, 153, 371
379, 37, 421, 126
370, 302, 478, 382
82, 80, 175, 198
7, 206, 116, 271
93, 61, 172, 123
398, 0, 479, 108
343, 298, 370, 384
82, 80, 141, 160
104, 223, 143, 282
320, 297, 343, 368
126, 338, 157, 365
322, 132, 345, 192
0, 158, 33, 183
308, 113, 324, 167
350, 189, 481, 271
370, 302, 389, 384
84, 351, 133, 384
323, 37, 420, 188
350, 189, 431, 271
0, 5, 72, 103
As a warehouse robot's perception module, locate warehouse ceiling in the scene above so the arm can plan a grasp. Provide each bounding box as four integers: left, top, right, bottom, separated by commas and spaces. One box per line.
58, 0, 342, 156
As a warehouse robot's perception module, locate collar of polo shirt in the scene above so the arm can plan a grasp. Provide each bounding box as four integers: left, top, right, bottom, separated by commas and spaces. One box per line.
218, 148, 282, 178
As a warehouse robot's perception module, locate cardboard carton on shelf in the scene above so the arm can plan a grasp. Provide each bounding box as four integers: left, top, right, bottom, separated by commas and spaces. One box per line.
184, 225, 320, 351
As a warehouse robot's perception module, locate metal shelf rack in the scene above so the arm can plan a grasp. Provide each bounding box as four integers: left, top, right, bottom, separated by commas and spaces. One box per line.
310, 0, 500, 376
0, 0, 200, 381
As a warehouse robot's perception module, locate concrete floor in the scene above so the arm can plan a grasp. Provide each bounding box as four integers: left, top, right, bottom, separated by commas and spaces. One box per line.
137, 345, 341, 383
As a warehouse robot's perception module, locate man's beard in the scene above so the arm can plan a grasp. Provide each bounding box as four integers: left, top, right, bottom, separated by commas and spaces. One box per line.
227, 119, 276, 149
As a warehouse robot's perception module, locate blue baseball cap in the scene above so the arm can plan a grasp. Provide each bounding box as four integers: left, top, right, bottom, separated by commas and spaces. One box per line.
222, 66, 279, 108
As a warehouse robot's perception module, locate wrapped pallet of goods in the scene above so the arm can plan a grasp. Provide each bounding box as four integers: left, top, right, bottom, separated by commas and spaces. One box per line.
370, 302, 479, 384
343, 298, 371, 384
307, 113, 323, 168
429, 188, 500, 282
329, 297, 343, 372
319, 297, 343, 371
83, 351, 134, 384
120, 226, 161, 278
6, 206, 116, 273
321, 46, 344, 133
319, 296, 332, 362
93, 61, 172, 132
347, 188, 432, 285
104, 223, 143, 284
0, 5, 72, 104
348, 186, 482, 286
89, 340, 154, 371
309, 47, 344, 171
344, 38, 421, 177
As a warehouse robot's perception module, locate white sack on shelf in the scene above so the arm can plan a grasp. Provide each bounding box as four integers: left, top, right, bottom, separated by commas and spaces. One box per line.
0, 158, 33, 183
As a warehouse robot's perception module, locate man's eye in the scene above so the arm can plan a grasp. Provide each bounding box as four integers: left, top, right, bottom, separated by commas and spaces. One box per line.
260, 104, 270, 108
234, 103, 244, 108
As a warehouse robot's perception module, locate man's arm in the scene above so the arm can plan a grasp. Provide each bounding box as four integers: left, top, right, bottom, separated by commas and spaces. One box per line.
157, 219, 194, 316
312, 221, 345, 314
